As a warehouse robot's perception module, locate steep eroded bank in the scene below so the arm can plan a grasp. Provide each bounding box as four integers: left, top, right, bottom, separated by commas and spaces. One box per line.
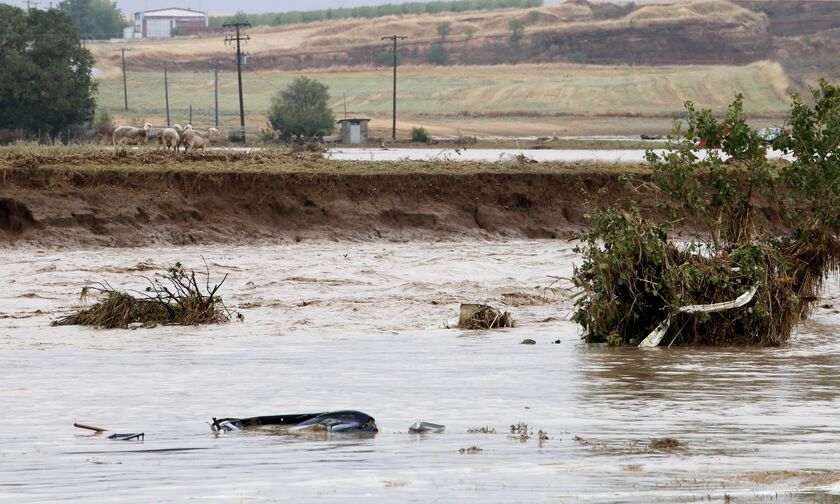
0, 153, 787, 247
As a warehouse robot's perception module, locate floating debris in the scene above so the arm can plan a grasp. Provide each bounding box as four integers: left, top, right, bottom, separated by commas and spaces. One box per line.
458, 446, 483, 454
409, 421, 445, 433
649, 437, 683, 451
53, 262, 238, 329
458, 303, 515, 329
468, 426, 496, 434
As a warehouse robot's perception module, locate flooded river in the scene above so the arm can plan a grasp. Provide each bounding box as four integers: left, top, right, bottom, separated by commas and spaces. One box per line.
1, 241, 838, 503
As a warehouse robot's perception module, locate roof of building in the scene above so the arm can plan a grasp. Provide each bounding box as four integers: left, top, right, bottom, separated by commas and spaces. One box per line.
337, 118, 371, 123
138, 8, 207, 18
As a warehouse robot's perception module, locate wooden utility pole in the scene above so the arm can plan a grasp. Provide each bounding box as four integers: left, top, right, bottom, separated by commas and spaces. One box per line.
212, 59, 219, 128
115, 48, 132, 111
224, 22, 251, 141
381, 35, 407, 140
164, 62, 170, 125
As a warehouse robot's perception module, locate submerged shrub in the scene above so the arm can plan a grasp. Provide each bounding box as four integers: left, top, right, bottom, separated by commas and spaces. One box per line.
573, 83, 840, 347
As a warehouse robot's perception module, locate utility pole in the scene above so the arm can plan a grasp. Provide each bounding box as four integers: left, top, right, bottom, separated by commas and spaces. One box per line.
189, 104, 192, 125
24, 0, 39, 9
224, 21, 251, 141
115, 48, 132, 111
212, 59, 219, 128
381, 35, 407, 140
164, 62, 170, 126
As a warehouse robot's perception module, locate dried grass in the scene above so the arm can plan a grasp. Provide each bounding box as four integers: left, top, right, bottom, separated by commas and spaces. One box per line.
52, 262, 238, 329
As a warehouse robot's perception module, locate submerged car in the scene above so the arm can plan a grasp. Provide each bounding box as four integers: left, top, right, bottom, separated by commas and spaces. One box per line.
211, 410, 378, 434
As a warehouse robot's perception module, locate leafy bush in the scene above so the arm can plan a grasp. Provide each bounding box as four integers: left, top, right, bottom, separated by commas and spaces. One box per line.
94, 109, 113, 129
411, 126, 430, 143
573, 84, 840, 347
428, 43, 449, 65
268, 77, 335, 141
508, 19, 525, 41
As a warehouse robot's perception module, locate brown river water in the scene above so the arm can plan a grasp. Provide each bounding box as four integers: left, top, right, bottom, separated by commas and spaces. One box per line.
1, 240, 839, 503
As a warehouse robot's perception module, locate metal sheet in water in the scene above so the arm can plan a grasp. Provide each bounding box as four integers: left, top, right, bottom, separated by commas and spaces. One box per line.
0, 241, 838, 503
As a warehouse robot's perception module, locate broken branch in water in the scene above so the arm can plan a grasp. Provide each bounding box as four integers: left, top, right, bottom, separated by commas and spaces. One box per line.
52, 262, 240, 329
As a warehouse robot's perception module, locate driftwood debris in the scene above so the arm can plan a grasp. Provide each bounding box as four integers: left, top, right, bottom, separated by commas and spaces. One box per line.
53, 261, 239, 329
458, 303, 515, 329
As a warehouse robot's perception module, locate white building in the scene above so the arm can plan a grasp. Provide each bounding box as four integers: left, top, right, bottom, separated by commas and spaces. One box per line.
133, 8, 208, 39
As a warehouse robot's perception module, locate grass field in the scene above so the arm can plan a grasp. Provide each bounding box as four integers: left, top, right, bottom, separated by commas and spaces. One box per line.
95, 61, 791, 137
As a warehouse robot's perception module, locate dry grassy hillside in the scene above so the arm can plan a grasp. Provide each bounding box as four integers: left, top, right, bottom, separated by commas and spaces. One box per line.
88, 0, 770, 73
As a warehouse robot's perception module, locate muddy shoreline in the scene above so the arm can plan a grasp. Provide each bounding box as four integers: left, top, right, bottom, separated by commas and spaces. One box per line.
0, 160, 787, 247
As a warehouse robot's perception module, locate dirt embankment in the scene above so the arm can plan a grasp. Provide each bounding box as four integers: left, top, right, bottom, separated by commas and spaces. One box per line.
0, 154, 789, 247
0, 165, 612, 247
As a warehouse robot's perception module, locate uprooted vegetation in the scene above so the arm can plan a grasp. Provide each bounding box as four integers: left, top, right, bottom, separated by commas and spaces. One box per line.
52, 262, 239, 328
573, 81, 840, 347
458, 303, 516, 329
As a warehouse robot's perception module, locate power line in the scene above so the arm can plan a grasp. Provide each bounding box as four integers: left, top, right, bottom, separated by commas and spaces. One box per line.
224, 21, 251, 141
381, 35, 407, 141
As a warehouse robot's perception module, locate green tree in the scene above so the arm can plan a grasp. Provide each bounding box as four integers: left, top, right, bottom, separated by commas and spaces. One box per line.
508, 19, 525, 41
436, 21, 452, 40
58, 0, 127, 40
267, 77, 335, 140
0, 5, 97, 133
428, 42, 449, 65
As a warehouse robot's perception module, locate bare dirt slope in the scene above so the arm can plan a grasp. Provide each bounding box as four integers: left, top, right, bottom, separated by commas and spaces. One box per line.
0, 153, 787, 247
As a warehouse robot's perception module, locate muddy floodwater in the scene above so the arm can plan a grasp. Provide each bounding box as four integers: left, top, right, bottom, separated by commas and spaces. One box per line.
1, 241, 839, 503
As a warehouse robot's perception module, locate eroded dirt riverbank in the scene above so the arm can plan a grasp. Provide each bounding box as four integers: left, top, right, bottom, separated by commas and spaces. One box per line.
1, 241, 839, 502
0, 154, 787, 247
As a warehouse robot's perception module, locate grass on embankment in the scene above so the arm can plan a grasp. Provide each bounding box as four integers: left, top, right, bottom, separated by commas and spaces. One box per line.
0, 146, 650, 176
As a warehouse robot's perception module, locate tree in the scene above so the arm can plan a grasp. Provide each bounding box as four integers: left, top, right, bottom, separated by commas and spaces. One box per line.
268, 77, 335, 140
428, 42, 449, 65
573, 87, 840, 347
58, 0, 127, 40
436, 22, 452, 40
0, 5, 97, 134
508, 19, 525, 41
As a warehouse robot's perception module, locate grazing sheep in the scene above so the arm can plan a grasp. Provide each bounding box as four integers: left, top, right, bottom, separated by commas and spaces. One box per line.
149, 128, 165, 148
113, 123, 152, 147
161, 128, 181, 152
181, 127, 220, 152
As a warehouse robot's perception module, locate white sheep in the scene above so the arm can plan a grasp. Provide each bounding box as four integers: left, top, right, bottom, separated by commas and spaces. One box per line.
161, 128, 181, 152
113, 123, 152, 147
181, 127, 220, 152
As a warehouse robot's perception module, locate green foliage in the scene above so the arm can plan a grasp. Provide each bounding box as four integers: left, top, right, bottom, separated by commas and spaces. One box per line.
574, 88, 840, 347
209, 0, 544, 28
508, 19, 525, 41
0, 6, 97, 133
427, 43, 449, 65
267, 77, 335, 141
464, 26, 477, 40
646, 94, 777, 246
93, 109, 113, 129
411, 126, 430, 143
57, 0, 127, 39
773, 79, 840, 233
221, 11, 251, 26
571, 51, 587, 64
437, 22, 452, 40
